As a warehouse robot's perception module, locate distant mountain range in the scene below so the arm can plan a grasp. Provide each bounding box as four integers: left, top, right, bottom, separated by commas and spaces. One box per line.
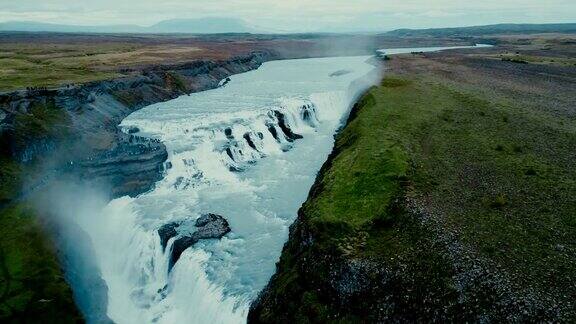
0, 18, 259, 34
385, 23, 576, 37
1, 20, 575, 36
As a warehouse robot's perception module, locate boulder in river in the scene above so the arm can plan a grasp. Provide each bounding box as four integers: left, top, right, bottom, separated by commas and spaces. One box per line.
193, 213, 231, 239
163, 213, 231, 270
224, 127, 234, 139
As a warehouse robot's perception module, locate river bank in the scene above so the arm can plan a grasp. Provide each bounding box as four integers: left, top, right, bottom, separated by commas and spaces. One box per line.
249, 38, 576, 322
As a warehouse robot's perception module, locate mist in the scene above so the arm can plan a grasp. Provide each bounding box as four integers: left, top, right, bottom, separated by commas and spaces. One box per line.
32, 181, 111, 323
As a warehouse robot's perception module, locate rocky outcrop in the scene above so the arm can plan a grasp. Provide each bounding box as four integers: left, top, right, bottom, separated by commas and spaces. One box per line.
158, 214, 231, 270
77, 133, 168, 198
158, 223, 179, 252
272, 110, 303, 142
219, 104, 316, 173
193, 213, 231, 239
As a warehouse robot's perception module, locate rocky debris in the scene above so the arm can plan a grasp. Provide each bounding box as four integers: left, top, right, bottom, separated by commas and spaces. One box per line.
555, 244, 566, 252
160, 213, 231, 270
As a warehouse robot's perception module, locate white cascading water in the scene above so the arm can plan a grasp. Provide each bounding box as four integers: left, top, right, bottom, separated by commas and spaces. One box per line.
70, 46, 487, 323
68, 55, 378, 323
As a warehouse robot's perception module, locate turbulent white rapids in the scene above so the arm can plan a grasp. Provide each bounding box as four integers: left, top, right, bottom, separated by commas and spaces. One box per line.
72, 55, 377, 323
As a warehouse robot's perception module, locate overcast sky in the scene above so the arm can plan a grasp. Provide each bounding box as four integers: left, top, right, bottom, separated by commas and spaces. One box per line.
1, 0, 575, 32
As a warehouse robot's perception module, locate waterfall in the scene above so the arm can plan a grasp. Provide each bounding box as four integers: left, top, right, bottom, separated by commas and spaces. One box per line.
74, 55, 379, 323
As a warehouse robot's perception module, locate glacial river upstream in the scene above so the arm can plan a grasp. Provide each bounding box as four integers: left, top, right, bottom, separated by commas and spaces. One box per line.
74, 45, 487, 323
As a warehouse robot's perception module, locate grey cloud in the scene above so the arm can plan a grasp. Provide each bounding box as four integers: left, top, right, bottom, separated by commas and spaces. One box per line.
0, 0, 574, 31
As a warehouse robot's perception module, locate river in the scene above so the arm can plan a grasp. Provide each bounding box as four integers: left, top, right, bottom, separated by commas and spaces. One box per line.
72, 45, 487, 323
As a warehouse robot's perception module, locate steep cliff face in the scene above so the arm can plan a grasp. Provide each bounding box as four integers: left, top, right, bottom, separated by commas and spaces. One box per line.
0, 51, 273, 198
0, 51, 273, 321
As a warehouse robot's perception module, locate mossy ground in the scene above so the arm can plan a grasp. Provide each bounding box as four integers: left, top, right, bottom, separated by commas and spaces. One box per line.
0, 204, 82, 322
0, 101, 81, 321
12, 100, 71, 145
328, 75, 576, 290
0, 43, 128, 91
253, 71, 576, 322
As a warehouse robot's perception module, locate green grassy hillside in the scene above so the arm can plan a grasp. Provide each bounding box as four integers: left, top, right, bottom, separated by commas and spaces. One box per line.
0, 204, 82, 322
250, 64, 576, 322
0, 101, 81, 322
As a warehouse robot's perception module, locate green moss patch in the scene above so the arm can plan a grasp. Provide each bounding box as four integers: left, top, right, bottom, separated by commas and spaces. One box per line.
0, 205, 82, 322
253, 73, 576, 322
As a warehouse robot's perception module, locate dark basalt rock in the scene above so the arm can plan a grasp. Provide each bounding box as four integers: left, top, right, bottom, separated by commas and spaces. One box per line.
170, 236, 199, 269
267, 125, 280, 141
126, 126, 140, 134
228, 165, 244, 172
273, 110, 303, 142
329, 69, 352, 77
301, 104, 318, 127
302, 108, 311, 121
244, 132, 258, 150
166, 213, 231, 270
193, 213, 231, 239
220, 77, 232, 87
224, 127, 234, 139
226, 147, 235, 161
158, 222, 180, 251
